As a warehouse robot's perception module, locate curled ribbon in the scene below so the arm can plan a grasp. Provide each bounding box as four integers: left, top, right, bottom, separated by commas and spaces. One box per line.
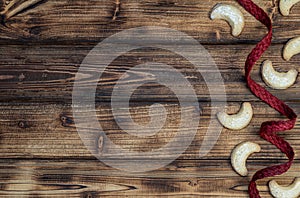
236, 0, 297, 197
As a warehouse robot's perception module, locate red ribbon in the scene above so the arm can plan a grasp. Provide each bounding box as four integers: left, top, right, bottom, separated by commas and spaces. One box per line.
236, 0, 297, 197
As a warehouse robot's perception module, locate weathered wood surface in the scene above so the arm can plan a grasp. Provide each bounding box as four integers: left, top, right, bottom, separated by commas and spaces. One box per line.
0, 0, 299, 44
0, 102, 299, 159
0, 159, 300, 197
1, 0, 300, 197
0, 44, 300, 103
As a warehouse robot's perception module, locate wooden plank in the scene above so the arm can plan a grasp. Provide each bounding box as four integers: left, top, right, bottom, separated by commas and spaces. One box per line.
0, 102, 299, 159
0, 159, 299, 197
0, 44, 300, 103
1, 1, 300, 197
0, 0, 300, 44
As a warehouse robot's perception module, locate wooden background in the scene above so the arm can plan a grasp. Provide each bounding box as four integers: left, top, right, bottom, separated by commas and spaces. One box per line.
0, 0, 300, 197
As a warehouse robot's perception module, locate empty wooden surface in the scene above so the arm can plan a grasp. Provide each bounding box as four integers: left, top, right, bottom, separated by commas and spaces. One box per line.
1, 0, 300, 197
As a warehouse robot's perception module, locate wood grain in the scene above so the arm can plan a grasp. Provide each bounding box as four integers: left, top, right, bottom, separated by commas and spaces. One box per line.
0, 102, 299, 159
0, 44, 300, 103
0, 0, 300, 44
0, 159, 299, 197
1, 0, 300, 197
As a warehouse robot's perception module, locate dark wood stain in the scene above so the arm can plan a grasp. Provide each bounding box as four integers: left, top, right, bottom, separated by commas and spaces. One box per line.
0, 0, 299, 44
81, 191, 99, 198
38, 174, 74, 183
0, 0, 300, 197
18, 120, 29, 128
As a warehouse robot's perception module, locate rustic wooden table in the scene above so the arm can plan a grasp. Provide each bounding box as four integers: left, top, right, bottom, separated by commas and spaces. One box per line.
0, 0, 300, 197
